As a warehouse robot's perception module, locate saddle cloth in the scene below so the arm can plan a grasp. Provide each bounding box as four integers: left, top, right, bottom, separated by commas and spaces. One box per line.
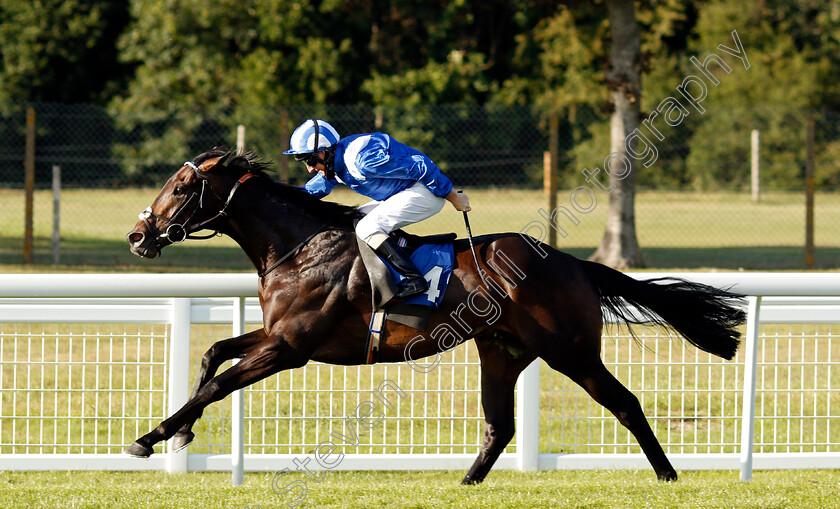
356, 231, 456, 330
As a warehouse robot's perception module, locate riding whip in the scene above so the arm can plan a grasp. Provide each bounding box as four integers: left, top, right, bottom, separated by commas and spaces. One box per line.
460, 192, 489, 289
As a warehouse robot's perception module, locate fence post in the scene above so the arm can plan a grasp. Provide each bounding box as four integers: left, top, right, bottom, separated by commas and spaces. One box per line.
739, 295, 761, 481
237, 125, 246, 155
751, 130, 760, 203
52, 166, 60, 265
805, 114, 815, 269
168, 298, 192, 474
545, 113, 559, 249
24, 107, 36, 264
278, 108, 290, 183
543, 152, 556, 249
231, 297, 246, 486
516, 359, 541, 471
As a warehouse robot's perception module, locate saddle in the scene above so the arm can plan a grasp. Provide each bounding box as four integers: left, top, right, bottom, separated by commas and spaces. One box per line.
356, 230, 457, 322
355, 229, 457, 364
394, 230, 458, 255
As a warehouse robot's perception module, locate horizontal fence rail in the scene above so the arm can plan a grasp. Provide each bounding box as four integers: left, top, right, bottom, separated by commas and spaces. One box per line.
0, 273, 838, 482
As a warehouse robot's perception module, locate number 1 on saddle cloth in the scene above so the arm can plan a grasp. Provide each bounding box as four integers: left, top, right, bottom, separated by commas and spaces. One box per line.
378, 240, 454, 308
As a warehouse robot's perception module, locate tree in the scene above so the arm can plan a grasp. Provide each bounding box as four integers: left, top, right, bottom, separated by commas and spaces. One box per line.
683, 0, 840, 191
589, 0, 644, 268
0, 0, 129, 104
0, 1, 130, 187
108, 0, 358, 180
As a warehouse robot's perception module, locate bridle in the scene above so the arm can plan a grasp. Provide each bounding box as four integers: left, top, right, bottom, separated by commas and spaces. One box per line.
138, 159, 256, 250
137, 155, 326, 279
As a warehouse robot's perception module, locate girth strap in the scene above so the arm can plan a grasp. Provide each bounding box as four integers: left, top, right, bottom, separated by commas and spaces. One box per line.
364, 309, 386, 364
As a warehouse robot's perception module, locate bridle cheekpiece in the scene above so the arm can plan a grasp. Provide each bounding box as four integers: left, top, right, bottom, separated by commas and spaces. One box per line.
138, 154, 256, 252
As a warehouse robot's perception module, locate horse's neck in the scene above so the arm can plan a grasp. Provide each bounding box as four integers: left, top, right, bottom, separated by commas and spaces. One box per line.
223, 198, 345, 273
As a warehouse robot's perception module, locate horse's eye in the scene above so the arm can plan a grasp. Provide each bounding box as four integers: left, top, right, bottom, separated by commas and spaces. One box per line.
173, 185, 185, 196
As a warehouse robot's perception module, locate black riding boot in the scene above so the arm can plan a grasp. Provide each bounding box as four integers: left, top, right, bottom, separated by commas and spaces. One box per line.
375, 237, 429, 299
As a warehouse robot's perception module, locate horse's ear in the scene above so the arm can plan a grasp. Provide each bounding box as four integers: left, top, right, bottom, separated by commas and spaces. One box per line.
216, 149, 236, 168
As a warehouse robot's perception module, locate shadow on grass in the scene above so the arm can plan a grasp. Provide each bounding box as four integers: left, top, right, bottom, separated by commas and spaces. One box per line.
2, 236, 839, 272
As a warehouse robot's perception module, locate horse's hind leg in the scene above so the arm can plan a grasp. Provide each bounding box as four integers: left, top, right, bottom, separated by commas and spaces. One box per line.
171, 329, 268, 451
517, 262, 677, 481
559, 357, 677, 481
462, 331, 536, 485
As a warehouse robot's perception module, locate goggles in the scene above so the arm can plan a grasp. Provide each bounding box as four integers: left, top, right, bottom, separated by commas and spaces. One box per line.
294, 152, 321, 166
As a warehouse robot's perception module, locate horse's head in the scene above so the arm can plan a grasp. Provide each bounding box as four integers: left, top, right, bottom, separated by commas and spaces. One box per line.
126, 148, 256, 258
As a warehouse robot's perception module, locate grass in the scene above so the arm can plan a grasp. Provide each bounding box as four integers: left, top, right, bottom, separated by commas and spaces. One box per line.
2, 188, 840, 271
1, 469, 839, 508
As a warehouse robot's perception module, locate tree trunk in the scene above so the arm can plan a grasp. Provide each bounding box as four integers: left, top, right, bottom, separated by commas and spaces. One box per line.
589, 0, 644, 269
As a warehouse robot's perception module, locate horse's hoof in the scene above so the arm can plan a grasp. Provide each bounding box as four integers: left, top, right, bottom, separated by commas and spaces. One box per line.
125, 441, 154, 458
658, 470, 678, 482
171, 431, 195, 453
461, 476, 483, 485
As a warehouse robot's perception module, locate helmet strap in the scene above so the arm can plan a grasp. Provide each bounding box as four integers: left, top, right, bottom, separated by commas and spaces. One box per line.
310, 120, 336, 179
322, 147, 336, 180
311, 119, 320, 155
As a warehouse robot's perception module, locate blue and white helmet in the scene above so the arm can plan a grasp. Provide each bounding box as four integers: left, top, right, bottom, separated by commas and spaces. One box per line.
283, 119, 341, 155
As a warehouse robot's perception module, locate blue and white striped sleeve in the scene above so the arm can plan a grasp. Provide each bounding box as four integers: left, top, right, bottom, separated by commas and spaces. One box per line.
356, 134, 454, 197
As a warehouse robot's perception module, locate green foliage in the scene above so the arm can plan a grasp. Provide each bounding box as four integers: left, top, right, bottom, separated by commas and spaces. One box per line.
363, 51, 492, 106
107, 0, 359, 178
0, 0, 128, 104
360, 104, 544, 187
681, 0, 840, 191
495, 5, 607, 112
2, 0, 840, 189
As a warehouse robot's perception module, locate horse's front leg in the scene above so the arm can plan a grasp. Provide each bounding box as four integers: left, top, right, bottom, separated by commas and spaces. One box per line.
169, 329, 269, 452
125, 334, 307, 457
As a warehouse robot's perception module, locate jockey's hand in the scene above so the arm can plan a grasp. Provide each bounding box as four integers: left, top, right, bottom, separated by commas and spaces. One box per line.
446, 190, 471, 212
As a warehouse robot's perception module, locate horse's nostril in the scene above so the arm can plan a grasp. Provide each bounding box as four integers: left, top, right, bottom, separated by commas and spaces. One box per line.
128, 231, 144, 245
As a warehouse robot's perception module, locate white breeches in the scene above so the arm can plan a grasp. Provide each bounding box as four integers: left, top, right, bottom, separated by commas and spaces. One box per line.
355, 182, 445, 244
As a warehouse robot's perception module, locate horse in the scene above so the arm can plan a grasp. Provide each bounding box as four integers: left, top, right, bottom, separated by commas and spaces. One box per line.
124, 148, 745, 484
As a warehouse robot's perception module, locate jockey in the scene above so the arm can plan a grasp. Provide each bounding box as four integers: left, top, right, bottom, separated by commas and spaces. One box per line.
284, 118, 471, 299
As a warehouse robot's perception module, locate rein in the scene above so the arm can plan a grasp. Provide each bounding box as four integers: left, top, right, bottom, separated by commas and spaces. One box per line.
257, 222, 327, 279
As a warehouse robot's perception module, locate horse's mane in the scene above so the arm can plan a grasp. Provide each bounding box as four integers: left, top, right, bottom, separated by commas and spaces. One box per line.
193, 147, 362, 230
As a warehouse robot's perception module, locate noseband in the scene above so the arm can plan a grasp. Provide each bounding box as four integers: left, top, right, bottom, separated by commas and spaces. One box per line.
139, 161, 256, 249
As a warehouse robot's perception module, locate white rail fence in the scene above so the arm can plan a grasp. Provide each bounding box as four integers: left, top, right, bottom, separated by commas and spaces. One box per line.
0, 273, 838, 483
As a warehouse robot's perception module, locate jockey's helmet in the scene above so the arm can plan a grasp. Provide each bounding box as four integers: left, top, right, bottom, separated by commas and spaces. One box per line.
283, 119, 340, 156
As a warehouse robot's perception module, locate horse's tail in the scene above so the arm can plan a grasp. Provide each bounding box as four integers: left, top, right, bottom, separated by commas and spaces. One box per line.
581, 261, 745, 360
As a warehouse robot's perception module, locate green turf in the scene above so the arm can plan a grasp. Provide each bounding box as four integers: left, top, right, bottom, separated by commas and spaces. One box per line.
0, 469, 838, 508
2, 188, 840, 272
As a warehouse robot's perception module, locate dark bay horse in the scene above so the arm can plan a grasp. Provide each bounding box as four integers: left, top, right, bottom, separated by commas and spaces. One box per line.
125, 148, 745, 484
